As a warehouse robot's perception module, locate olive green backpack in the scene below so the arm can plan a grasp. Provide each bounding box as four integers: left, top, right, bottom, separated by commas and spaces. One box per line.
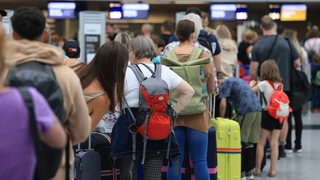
161, 47, 210, 115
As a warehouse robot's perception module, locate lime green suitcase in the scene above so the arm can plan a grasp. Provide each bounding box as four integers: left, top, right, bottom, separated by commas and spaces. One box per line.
211, 117, 241, 180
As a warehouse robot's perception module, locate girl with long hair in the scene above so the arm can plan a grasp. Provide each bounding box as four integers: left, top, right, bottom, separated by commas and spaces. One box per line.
250, 59, 284, 177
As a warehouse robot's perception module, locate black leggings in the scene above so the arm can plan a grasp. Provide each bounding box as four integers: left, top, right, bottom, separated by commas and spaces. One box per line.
117, 155, 163, 180
286, 108, 303, 148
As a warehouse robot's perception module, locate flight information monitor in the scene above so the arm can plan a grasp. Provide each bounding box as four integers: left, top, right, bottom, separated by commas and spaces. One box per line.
280, 4, 307, 21
109, 2, 122, 20
122, 3, 149, 19
235, 4, 248, 21
269, 4, 281, 21
210, 4, 237, 21
47, 2, 76, 19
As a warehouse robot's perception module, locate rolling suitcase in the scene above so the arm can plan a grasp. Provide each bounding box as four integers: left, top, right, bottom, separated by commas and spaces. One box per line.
74, 133, 101, 180
211, 117, 241, 180
77, 132, 120, 180
90, 132, 119, 180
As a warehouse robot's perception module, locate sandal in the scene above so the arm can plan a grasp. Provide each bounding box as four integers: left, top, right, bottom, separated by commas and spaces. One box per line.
254, 169, 261, 176
268, 171, 276, 177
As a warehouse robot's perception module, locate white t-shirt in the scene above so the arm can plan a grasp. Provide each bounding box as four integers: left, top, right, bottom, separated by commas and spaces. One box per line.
257, 80, 281, 110
125, 63, 182, 107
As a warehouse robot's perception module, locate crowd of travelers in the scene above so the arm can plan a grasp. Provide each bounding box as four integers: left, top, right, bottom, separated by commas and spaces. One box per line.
0, 5, 319, 180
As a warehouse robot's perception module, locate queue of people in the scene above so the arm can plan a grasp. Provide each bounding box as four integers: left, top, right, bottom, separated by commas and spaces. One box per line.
0, 5, 319, 180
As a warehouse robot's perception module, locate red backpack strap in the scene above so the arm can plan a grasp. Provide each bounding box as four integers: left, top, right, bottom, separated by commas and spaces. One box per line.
277, 83, 283, 91
266, 80, 276, 90
266, 80, 283, 91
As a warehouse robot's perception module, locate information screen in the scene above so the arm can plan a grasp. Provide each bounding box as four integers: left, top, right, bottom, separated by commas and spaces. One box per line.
109, 2, 122, 20
122, 3, 149, 19
235, 4, 248, 21
47, 2, 76, 19
269, 4, 281, 21
210, 4, 237, 21
280, 4, 307, 21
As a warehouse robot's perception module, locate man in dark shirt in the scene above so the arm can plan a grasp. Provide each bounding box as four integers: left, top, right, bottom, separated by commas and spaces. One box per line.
249, 15, 301, 158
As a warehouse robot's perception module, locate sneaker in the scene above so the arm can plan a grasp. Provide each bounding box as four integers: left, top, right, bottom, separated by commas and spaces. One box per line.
241, 171, 246, 180
295, 148, 303, 153
279, 145, 286, 158
246, 170, 255, 180
294, 145, 303, 153
285, 148, 293, 154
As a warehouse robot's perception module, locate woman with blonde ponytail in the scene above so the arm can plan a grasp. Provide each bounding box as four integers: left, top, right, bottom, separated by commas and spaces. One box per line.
283, 29, 309, 153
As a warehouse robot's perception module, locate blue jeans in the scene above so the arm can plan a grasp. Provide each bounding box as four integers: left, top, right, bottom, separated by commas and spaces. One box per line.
167, 126, 209, 180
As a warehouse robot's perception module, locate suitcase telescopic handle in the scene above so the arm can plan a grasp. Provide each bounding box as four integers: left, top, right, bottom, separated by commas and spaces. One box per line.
209, 93, 216, 119
77, 133, 92, 150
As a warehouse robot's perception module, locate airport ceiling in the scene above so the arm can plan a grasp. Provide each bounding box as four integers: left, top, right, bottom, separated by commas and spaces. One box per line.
1, 0, 320, 9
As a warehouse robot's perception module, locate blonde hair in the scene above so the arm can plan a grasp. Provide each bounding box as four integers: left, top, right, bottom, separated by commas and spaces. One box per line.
283, 29, 303, 60
114, 32, 132, 49
242, 29, 259, 43
216, 24, 232, 40
0, 26, 6, 83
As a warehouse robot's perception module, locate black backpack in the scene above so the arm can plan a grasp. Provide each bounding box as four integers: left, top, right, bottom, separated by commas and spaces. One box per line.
197, 31, 214, 55
7, 61, 65, 179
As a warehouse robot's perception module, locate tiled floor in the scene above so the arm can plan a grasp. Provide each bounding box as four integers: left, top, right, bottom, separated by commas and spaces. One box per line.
255, 112, 320, 180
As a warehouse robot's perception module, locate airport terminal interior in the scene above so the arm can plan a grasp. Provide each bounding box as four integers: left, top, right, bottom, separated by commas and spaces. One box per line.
1, 1, 320, 180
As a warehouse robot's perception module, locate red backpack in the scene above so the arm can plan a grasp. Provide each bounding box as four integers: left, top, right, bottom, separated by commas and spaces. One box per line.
263, 81, 292, 124
126, 63, 175, 164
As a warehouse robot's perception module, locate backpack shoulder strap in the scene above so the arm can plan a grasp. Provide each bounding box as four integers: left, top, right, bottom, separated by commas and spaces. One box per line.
140, 63, 155, 75
128, 64, 145, 83
18, 87, 47, 180
153, 64, 162, 78
189, 46, 203, 60
266, 80, 276, 90
266, 80, 283, 91
165, 49, 178, 60
277, 83, 283, 91
135, 63, 162, 79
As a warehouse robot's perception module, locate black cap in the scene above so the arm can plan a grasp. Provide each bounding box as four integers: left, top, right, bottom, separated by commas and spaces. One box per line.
63, 40, 80, 58
0, 9, 7, 17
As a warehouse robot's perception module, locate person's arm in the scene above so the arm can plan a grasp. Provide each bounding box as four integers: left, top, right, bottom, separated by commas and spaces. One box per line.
213, 54, 222, 78
249, 61, 259, 81
172, 80, 195, 113
40, 116, 67, 149
250, 80, 261, 93
31, 87, 67, 149
246, 45, 253, 57
87, 95, 110, 131
203, 59, 215, 94
293, 58, 301, 68
219, 98, 227, 118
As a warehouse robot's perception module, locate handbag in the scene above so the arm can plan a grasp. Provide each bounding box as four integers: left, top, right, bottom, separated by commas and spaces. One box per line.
286, 38, 312, 110
289, 68, 311, 110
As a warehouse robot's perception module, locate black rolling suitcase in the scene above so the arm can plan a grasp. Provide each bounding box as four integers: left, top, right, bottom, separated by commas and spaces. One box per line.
74, 133, 101, 180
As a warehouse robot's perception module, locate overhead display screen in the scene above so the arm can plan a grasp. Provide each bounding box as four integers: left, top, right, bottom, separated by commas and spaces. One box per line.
47, 2, 76, 19
122, 3, 149, 19
210, 4, 237, 21
280, 4, 307, 21
269, 4, 281, 21
109, 2, 122, 20
235, 4, 248, 21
